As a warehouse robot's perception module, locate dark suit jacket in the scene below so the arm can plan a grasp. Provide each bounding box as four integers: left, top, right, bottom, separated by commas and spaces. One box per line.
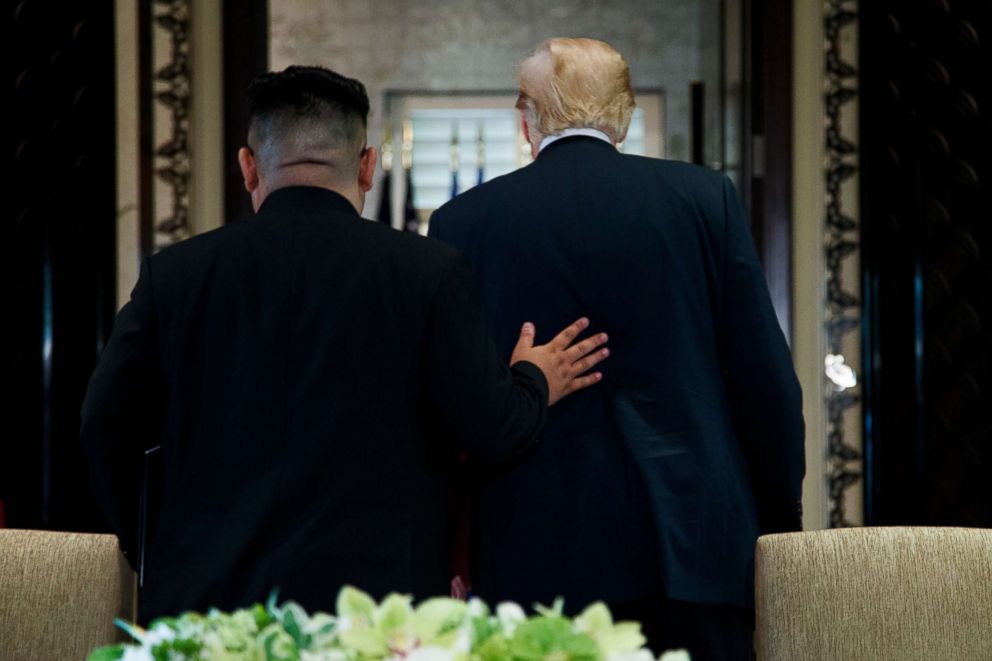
429, 136, 805, 610
80, 186, 549, 623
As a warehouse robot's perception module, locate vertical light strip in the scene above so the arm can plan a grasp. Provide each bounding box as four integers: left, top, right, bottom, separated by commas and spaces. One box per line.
190, 0, 224, 234
40, 240, 54, 526
793, 0, 829, 530
116, 0, 141, 307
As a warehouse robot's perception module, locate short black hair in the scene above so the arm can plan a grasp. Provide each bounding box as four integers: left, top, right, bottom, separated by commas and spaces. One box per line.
247, 65, 370, 125
245, 66, 370, 178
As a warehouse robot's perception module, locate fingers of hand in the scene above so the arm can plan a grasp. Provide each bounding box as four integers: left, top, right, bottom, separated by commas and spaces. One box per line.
552, 317, 589, 350
565, 371, 603, 394
570, 346, 610, 375
514, 322, 536, 351
565, 332, 608, 363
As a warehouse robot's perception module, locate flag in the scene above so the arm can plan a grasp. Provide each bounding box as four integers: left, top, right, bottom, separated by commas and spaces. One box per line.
449, 123, 460, 200
476, 123, 485, 187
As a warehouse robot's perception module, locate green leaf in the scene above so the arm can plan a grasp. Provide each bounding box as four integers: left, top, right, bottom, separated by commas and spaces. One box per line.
267, 589, 281, 614
155, 636, 201, 660
511, 617, 569, 659
260, 622, 300, 661
557, 632, 600, 658
113, 618, 145, 643
253, 602, 274, 630
532, 598, 565, 618
86, 644, 125, 661
303, 611, 337, 645
510, 617, 600, 661
281, 602, 312, 648
147, 615, 177, 629
474, 633, 511, 661
471, 616, 503, 648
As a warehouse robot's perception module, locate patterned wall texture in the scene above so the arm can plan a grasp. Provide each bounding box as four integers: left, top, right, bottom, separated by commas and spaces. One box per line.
824, 0, 862, 527
149, 0, 192, 249
861, 1, 991, 525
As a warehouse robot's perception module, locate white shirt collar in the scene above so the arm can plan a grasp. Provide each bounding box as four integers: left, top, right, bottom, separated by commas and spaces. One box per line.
538, 127, 614, 153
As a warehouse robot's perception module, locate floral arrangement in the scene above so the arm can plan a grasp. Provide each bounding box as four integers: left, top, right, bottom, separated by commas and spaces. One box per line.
88, 586, 690, 661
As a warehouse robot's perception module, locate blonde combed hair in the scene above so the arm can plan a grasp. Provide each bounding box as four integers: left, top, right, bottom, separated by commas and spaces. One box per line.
517, 38, 635, 144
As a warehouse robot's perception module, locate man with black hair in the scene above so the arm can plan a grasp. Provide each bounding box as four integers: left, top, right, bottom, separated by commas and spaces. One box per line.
80, 66, 610, 623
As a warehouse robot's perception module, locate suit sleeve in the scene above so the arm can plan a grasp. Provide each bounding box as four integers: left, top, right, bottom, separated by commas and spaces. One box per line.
719, 175, 806, 533
425, 254, 549, 461
80, 258, 165, 559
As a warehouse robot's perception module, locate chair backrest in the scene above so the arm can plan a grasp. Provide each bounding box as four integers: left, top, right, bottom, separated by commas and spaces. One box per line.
755, 526, 992, 661
0, 528, 136, 661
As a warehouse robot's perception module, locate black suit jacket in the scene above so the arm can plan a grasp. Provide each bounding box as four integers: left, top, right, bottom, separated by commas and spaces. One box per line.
80, 186, 549, 623
429, 137, 805, 610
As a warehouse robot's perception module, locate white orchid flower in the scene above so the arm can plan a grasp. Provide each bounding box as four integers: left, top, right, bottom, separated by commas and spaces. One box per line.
119, 647, 154, 661
466, 598, 488, 618
301, 650, 349, 661
452, 626, 472, 653
403, 645, 460, 661
496, 601, 526, 636
90, 587, 683, 661
142, 623, 176, 647
606, 651, 656, 661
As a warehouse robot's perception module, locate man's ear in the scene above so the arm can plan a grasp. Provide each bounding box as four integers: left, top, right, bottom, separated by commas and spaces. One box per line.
238, 147, 259, 193
520, 114, 539, 159
359, 146, 378, 192
616, 126, 629, 145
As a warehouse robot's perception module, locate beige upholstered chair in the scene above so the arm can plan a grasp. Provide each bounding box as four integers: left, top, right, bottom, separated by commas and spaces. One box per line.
755, 526, 992, 661
0, 528, 136, 661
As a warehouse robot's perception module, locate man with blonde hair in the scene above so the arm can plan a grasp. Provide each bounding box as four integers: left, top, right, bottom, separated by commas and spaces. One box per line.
429, 38, 804, 659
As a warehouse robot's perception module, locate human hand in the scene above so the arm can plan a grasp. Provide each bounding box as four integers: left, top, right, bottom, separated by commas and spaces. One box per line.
510, 317, 609, 406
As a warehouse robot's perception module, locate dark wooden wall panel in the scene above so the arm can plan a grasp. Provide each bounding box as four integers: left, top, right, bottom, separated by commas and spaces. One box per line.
750, 0, 794, 341
861, 0, 992, 526
6, 1, 117, 530
223, 0, 269, 223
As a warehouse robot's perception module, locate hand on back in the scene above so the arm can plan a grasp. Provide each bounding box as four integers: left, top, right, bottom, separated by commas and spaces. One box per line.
510, 317, 609, 406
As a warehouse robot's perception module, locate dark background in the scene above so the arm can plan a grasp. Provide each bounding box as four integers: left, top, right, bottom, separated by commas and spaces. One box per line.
860, 0, 992, 526
7, 1, 117, 531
